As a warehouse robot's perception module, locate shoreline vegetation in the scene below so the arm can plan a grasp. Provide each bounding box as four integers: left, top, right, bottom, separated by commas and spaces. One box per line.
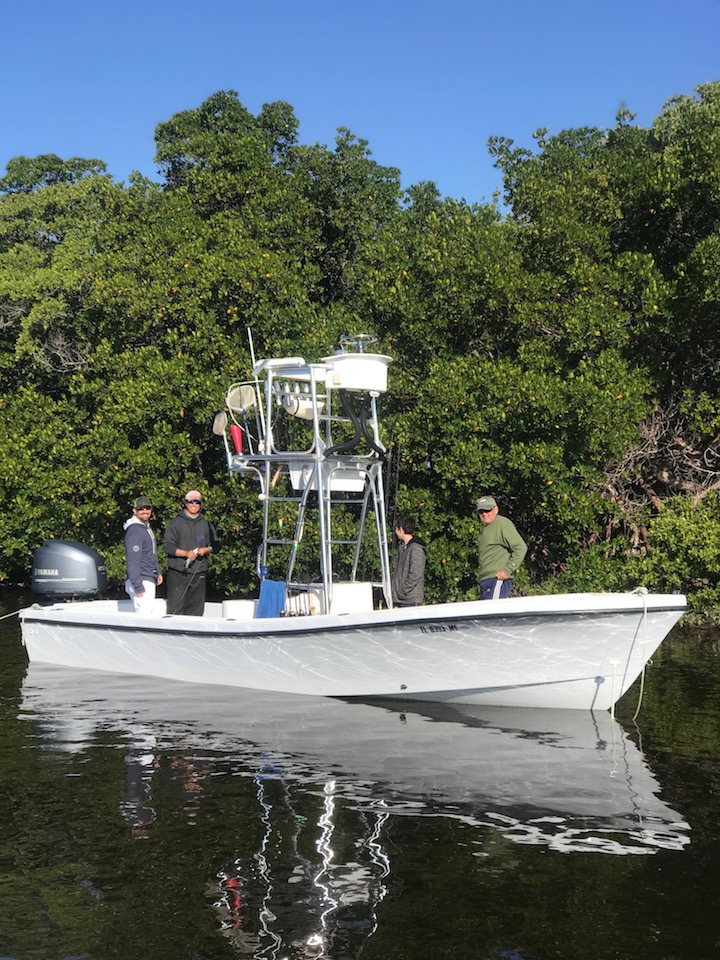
0, 86, 718, 618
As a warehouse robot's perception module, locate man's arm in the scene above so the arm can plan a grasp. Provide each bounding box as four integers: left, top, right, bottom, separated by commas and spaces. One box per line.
209, 521, 220, 555
162, 518, 182, 557
125, 528, 145, 592
500, 521, 527, 578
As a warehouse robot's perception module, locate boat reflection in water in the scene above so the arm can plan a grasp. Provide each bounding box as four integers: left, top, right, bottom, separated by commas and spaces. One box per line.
20, 664, 690, 956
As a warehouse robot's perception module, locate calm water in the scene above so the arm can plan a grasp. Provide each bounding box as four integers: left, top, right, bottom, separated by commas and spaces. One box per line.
2, 590, 720, 960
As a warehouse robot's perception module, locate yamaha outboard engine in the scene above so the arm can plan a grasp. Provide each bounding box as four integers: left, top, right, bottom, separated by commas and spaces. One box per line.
31, 540, 108, 602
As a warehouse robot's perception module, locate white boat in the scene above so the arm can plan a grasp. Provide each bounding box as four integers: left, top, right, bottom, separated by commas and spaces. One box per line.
19, 335, 686, 710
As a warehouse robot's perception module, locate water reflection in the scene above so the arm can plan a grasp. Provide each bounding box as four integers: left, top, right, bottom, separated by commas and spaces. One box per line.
19, 664, 690, 957
213, 774, 390, 957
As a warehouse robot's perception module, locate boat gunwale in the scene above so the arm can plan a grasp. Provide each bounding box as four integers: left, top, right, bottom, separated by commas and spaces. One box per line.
19, 594, 687, 640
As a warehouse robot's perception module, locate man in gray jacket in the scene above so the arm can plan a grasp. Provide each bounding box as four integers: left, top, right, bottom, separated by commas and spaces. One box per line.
392, 517, 427, 607
124, 495, 163, 613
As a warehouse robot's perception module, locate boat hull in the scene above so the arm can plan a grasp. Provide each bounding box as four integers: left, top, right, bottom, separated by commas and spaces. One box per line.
19, 593, 685, 710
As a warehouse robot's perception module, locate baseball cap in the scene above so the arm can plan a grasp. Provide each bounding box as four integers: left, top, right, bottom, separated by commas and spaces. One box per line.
476, 496, 497, 512
134, 496, 153, 510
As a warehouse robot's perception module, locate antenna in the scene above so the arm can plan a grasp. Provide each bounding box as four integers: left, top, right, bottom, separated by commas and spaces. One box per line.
247, 328, 265, 444
340, 333, 378, 354
247, 326, 258, 368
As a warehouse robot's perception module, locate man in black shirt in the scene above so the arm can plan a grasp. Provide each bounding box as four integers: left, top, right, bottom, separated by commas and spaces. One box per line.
162, 490, 220, 616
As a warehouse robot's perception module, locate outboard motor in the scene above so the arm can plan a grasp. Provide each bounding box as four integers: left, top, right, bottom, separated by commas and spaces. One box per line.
31, 540, 107, 602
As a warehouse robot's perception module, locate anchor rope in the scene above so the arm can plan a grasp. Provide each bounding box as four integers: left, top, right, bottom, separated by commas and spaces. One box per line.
631, 593, 650, 723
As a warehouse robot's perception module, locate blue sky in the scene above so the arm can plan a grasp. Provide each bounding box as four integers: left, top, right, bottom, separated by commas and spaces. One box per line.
2, 0, 719, 205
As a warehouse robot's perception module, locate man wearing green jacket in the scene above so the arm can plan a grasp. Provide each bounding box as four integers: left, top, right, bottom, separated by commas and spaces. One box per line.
476, 496, 527, 600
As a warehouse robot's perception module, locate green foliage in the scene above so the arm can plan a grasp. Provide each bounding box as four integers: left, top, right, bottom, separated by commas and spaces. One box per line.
544, 543, 643, 595
547, 494, 720, 616
0, 153, 106, 194
1, 85, 720, 617
638, 494, 720, 612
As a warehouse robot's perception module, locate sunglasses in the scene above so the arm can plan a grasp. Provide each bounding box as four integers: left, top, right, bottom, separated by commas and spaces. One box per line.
478, 508, 493, 514
137, 505, 152, 510
185, 499, 202, 505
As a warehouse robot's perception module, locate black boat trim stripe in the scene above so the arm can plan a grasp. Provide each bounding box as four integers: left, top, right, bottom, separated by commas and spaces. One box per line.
21, 606, 683, 641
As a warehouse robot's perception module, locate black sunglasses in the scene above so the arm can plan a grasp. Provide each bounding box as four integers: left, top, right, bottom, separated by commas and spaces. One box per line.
185, 499, 202, 505
478, 508, 493, 514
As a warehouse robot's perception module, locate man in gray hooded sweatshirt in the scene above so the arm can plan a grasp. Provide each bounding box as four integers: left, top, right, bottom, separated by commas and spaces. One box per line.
124, 496, 163, 614
392, 516, 427, 607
